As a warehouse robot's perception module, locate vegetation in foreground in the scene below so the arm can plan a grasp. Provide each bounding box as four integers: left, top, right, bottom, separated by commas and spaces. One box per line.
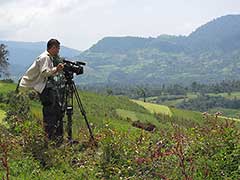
0, 82, 239, 179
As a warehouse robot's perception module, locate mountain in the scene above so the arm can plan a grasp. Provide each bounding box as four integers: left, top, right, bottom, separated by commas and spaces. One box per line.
187, 15, 240, 52
0, 40, 81, 79
2, 15, 240, 85
77, 14, 240, 85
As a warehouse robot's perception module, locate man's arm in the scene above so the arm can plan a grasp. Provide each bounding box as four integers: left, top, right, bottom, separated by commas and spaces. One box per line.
39, 57, 64, 77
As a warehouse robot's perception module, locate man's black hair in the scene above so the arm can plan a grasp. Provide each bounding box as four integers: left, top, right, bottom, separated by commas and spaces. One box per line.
47, 39, 60, 50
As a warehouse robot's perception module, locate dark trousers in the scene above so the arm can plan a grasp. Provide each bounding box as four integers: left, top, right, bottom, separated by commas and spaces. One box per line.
39, 87, 64, 144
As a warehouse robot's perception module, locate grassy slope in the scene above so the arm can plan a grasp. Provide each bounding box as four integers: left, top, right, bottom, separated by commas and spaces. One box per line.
115, 108, 164, 129
0, 82, 212, 130
0, 83, 16, 94
131, 99, 172, 116
1, 82, 238, 135
132, 99, 204, 123
0, 109, 5, 124
170, 107, 203, 126
171, 108, 202, 121
0, 82, 152, 136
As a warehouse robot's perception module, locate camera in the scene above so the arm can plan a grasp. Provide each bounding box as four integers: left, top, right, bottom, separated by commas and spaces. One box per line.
62, 59, 86, 76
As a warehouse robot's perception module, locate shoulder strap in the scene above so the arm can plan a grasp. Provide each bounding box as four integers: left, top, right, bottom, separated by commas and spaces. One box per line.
15, 77, 22, 93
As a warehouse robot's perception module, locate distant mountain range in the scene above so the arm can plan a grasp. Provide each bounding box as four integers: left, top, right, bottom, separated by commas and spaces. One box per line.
77, 14, 240, 85
2, 14, 240, 85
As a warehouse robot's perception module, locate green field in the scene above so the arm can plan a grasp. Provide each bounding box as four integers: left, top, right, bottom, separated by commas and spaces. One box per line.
116, 108, 164, 129
146, 93, 198, 107
116, 109, 138, 121
132, 99, 204, 124
148, 92, 240, 107
207, 91, 240, 99
131, 98, 240, 125
170, 107, 203, 126
171, 108, 202, 121
0, 82, 16, 94
160, 98, 185, 107
146, 92, 240, 120
131, 99, 172, 116
132, 99, 209, 125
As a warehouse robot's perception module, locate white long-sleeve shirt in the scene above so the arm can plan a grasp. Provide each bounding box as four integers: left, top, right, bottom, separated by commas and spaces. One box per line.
19, 51, 57, 93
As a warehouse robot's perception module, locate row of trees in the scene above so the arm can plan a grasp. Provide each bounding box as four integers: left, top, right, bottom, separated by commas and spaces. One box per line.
81, 80, 240, 99
178, 94, 240, 112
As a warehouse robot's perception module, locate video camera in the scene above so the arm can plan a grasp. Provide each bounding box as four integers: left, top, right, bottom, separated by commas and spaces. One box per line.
62, 59, 86, 76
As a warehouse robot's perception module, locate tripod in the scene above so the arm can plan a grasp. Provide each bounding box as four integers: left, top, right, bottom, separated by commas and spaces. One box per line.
62, 73, 95, 143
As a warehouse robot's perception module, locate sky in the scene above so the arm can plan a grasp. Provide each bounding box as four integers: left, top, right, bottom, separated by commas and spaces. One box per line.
0, 0, 239, 51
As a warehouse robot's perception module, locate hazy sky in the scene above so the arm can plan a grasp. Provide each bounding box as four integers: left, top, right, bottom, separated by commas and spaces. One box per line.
0, 0, 239, 50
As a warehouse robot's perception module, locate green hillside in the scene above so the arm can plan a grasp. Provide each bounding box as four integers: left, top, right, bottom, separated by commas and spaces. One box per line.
2, 81, 238, 131
0, 81, 239, 179
0, 82, 157, 136
0, 81, 208, 136
1, 82, 239, 130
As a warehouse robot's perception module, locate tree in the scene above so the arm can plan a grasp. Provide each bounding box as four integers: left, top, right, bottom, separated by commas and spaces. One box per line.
136, 86, 146, 102
0, 44, 9, 77
191, 81, 198, 93
106, 88, 113, 96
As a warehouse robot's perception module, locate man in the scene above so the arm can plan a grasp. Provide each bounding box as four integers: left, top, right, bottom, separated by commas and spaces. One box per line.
20, 39, 65, 144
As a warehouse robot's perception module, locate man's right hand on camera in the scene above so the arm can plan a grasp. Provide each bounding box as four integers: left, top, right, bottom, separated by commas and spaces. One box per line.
57, 63, 64, 72
52, 63, 64, 74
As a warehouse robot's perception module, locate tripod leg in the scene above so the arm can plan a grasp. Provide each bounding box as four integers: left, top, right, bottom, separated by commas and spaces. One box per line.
71, 82, 96, 143
67, 106, 73, 141
64, 83, 74, 141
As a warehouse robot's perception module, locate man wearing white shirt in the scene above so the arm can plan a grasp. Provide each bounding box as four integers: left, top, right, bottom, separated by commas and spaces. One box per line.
20, 39, 65, 145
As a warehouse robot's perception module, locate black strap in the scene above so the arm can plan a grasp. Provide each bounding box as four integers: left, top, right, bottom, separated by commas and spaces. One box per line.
15, 78, 21, 93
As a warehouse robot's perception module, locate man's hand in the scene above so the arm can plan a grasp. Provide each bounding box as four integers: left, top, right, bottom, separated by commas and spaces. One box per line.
57, 63, 64, 72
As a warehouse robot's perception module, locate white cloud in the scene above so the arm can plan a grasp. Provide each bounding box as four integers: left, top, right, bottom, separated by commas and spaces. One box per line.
0, 0, 117, 48
0, 0, 239, 50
